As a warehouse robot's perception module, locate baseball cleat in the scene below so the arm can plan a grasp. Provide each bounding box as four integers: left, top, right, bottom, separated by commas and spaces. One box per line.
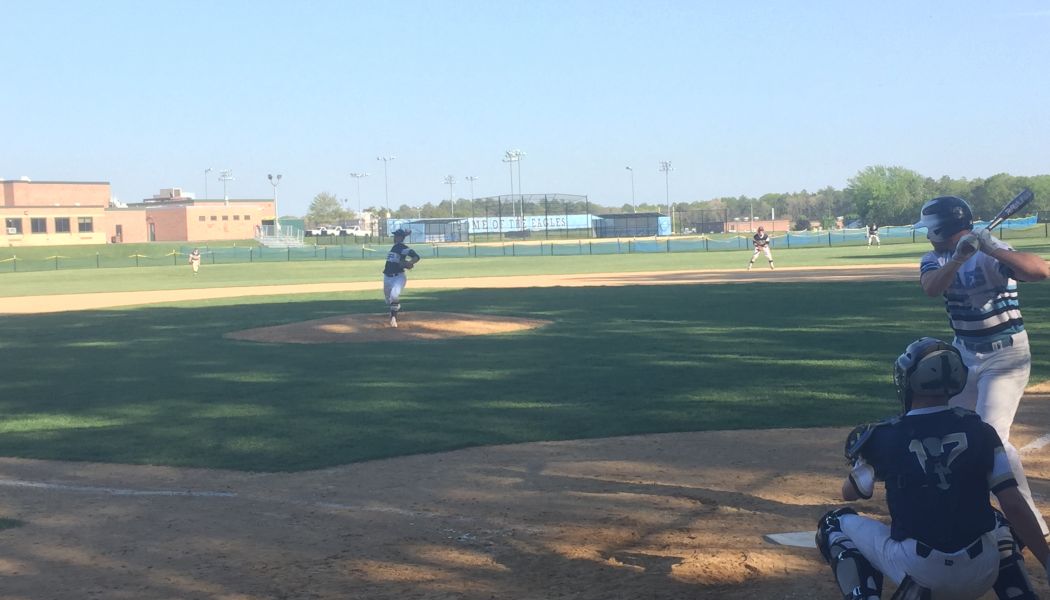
389, 316, 398, 328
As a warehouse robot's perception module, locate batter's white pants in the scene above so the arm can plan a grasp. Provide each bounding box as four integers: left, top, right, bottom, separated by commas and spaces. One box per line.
383, 273, 406, 313
950, 331, 1048, 535
840, 514, 1000, 599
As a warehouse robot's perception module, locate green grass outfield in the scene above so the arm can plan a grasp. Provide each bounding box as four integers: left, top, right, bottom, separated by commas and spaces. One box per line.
1, 240, 1049, 472
7, 239, 1050, 297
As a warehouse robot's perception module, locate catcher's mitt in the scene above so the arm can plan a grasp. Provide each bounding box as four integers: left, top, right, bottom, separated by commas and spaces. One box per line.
844, 423, 872, 463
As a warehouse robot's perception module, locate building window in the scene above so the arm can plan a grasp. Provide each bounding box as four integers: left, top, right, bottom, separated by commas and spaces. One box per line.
31, 218, 47, 234
198, 216, 206, 222
244, 215, 251, 220
78, 217, 93, 233
222, 215, 228, 221
210, 216, 217, 221
55, 217, 71, 233
5, 218, 22, 235
233, 215, 240, 220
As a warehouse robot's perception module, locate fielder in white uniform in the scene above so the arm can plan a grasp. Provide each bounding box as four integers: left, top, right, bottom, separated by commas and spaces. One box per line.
817, 338, 1050, 600
747, 226, 774, 271
915, 195, 1050, 537
867, 224, 881, 248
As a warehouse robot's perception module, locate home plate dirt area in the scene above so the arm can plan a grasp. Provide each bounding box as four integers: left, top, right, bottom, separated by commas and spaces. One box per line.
0, 265, 1046, 599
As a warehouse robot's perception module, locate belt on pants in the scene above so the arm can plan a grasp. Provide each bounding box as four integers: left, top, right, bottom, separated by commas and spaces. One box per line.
958, 336, 1014, 353
915, 538, 982, 560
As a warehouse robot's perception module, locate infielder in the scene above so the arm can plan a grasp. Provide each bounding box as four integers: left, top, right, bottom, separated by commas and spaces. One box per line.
817, 338, 1050, 600
382, 228, 421, 328
867, 224, 880, 248
915, 195, 1050, 536
747, 226, 774, 271
188, 248, 201, 274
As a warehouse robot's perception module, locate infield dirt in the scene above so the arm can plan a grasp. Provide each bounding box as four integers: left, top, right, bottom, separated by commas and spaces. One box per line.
0, 265, 1045, 599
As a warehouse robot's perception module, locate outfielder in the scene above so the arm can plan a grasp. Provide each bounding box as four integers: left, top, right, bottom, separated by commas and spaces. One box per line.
915, 195, 1050, 536
188, 248, 201, 274
382, 228, 421, 328
747, 226, 774, 271
867, 224, 881, 248
817, 338, 1050, 600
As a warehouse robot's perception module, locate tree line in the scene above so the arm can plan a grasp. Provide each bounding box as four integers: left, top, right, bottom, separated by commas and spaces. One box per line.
302, 167, 1050, 230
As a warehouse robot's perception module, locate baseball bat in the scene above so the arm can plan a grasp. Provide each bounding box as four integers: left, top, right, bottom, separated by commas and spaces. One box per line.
984, 188, 1034, 231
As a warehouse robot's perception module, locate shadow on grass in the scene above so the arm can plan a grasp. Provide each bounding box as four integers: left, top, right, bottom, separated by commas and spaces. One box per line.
0, 281, 1048, 471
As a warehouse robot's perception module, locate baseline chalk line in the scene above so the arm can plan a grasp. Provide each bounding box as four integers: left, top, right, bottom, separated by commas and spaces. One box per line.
1020, 433, 1050, 455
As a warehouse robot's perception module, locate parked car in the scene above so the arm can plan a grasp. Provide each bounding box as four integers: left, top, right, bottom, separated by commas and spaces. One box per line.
338, 225, 369, 237
305, 226, 335, 237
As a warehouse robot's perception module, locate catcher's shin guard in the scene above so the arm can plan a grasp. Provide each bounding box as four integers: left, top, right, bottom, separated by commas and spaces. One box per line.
991, 513, 1038, 600
816, 508, 883, 600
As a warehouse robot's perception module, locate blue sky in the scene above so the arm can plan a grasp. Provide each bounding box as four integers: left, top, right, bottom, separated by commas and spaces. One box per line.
2, 1, 1048, 216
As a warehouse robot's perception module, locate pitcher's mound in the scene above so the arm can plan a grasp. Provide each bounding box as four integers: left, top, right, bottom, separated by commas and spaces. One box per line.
225, 311, 552, 344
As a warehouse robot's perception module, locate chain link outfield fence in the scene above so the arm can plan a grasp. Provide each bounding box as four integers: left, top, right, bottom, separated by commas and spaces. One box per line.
0, 217, 1044, 273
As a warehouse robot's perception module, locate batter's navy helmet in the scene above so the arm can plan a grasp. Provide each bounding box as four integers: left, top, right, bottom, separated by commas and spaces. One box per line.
893, 337, 968, 413
913, 196, 973, 242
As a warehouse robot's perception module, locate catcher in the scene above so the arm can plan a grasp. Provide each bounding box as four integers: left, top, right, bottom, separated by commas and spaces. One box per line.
382, 228, 421, 328
816, 337, 1049, 600
747, 226, 774, 271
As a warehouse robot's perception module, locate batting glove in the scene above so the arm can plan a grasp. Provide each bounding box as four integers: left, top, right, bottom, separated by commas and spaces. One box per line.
976, 229, 1003, 254
952, 233, 979, 264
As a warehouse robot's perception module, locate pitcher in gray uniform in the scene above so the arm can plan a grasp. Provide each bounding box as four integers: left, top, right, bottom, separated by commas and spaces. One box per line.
382, 229, 421, 328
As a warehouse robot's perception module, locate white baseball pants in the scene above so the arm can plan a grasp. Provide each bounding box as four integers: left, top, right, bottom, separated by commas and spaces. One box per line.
383, 273, 406, 312
950, 331, 1048, 535
840, 514, 1000, 599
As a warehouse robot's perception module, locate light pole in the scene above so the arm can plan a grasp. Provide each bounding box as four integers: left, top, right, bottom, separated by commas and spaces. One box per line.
502, 151, 517, 218
267, 174, 282, 233
625, 166, 635, 212
376, 156, 396, 237
204, 167, 212, 200
465, 175, 478, 218
659, 161, 673, 234
443, 175, 456, 217
376, 155, 396, 213
349, 172, 370, 215
502, 149, 525, 222
218, 169, 234, 207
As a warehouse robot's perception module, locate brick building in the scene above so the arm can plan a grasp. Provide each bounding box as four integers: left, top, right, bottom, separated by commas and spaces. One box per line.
1, 180, 276, 246
1, 179, 110, 246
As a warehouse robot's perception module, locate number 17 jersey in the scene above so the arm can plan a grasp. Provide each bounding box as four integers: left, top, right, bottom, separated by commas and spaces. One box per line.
856, 406, 1016, 552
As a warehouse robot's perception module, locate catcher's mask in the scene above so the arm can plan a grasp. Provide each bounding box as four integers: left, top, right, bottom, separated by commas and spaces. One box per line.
893, 337, 968, 413
913, 196, 973, 243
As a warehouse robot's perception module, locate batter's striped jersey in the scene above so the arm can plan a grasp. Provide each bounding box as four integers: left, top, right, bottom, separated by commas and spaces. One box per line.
919, 240, 1024, 345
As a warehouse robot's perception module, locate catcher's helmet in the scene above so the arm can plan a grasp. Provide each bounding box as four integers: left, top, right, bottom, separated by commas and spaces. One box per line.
893, 337, 968, 413
913, 196, 973, 242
